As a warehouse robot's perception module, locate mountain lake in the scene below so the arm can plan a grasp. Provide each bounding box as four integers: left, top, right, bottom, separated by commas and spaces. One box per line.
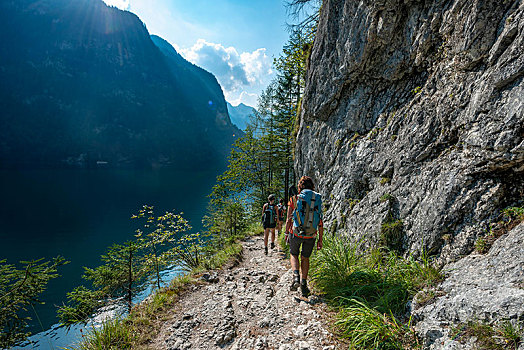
0, 167, 220, 349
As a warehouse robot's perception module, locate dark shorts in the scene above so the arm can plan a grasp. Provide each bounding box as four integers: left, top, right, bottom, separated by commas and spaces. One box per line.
289, 234, 316, 258
264, 223, 276, 229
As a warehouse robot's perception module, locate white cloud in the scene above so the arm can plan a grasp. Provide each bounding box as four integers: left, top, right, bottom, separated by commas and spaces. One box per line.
240, 49, 273, 84
102, 0, 130, 10
180, 39, 272, 106
227, 91, 259, 108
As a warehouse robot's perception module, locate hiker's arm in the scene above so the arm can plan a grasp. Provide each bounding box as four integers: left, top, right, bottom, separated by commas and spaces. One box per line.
285, 201, 293, 238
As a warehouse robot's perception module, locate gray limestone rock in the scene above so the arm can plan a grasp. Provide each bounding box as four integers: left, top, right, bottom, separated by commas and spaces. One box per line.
296, 0, 524, 262
414, 223, 524, 348
296, 0, 524, 346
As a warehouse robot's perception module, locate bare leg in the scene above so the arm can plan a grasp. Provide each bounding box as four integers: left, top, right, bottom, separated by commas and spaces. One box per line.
290, 254, 300, 272
270, 228, 276, 244
264, 228, 269, 247
300, 257, 310, 280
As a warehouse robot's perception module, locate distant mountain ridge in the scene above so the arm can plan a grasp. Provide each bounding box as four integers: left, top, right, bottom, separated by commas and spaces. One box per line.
0, 0, 240, 169
227, 102, 256, 130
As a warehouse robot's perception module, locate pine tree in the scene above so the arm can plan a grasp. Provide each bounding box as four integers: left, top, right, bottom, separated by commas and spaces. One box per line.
0, 257, 67, 348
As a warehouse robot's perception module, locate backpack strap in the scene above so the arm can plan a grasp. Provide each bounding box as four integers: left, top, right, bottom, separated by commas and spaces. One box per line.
292, 196, 303, 227
307, 193, 316, 227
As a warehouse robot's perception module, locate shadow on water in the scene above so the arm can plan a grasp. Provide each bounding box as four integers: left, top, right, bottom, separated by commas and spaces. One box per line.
0, 167, 218, 349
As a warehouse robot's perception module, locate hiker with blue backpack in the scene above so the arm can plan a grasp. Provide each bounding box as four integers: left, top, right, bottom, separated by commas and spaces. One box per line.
285, 176, 323, 297
262, 194, 279, 255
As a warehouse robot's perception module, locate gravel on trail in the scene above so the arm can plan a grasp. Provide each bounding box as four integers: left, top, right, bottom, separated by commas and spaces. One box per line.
151, 235, 340, 350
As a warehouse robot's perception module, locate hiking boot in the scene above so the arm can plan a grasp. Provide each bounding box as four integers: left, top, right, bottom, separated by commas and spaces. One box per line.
301, 283, 310, 297
264, 246, 268, 255
290, 276, 300, 291
270, 242, 275, 249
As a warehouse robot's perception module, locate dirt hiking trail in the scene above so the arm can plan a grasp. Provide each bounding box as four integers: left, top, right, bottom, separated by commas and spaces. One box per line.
151, 234, 341, 350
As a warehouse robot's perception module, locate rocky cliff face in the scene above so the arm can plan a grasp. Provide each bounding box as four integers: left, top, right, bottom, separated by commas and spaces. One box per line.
296, 0, 524, 347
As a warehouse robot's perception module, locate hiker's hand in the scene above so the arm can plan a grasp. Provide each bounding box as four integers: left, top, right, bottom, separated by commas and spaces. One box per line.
317, 239, 323, 250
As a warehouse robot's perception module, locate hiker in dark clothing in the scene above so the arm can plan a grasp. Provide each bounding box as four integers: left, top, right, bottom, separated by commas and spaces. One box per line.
285, 176, 323, 297
262, 194, 278, 255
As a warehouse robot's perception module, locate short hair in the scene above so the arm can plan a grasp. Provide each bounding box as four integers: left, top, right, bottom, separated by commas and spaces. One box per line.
268, 194, 275, 201
298, 176, 315, 192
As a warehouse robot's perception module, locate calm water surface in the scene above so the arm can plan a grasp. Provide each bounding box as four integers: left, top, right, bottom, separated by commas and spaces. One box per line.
0, 168, 218, 349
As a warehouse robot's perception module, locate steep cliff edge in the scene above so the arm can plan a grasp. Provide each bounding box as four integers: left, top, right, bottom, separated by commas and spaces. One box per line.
296, 0, 524, 347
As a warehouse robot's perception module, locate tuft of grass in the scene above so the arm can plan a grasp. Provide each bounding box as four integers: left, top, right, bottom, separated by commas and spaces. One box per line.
473, 204, 523, 254
197, 242, 243, 272
474, 237, 488, 254
66, 318, 135, 350
310, 234, 441, 349
451, 320, 523, 350
335, 299, 408, 350
500, 320, 522, 348
502, 206, 524, 223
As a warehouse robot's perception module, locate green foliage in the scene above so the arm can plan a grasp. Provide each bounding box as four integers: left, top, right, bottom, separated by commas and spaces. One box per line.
411, 86, 422, 95
59, 241, 148, 326
335, 299, 407, 349
347, 198, 360, 211
58, 207, 200, 326
0, 257, 67, 348
199, 243, 243, 271
310, 234, 441, 348
204, 200, 248, 248
57, 287, 104, 326
72, 224, 261, 349
133, 205, 192, 287
474, 237, 488, 254
380, 193, 393, 203
380, 177, 391, 185
369, 127, 381, 139
502, 206, 524, 222
451, 320, 523, 350
66, 318, 135, 350
380, 220, 404, 252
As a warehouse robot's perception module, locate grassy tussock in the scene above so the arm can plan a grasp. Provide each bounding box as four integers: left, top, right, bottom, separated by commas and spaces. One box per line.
451, 320, 523, 350
68, 319, 135, 350
310, 233, 442, 349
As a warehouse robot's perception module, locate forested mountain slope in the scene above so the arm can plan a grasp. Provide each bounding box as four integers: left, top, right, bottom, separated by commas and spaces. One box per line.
0, 0, 239, 169
296, 0, 524, 347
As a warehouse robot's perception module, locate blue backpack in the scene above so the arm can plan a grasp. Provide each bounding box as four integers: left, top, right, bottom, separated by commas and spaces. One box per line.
292, 189, 322, 237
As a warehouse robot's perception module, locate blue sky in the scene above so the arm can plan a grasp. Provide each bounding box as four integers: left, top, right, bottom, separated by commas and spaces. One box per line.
102, 0, 290, 107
